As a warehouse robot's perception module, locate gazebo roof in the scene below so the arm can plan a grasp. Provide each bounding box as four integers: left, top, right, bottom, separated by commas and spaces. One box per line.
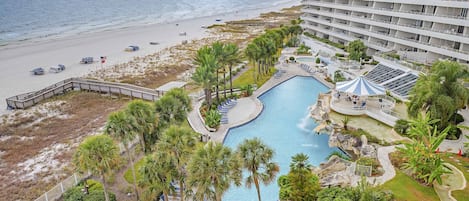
335, 76, 385, 96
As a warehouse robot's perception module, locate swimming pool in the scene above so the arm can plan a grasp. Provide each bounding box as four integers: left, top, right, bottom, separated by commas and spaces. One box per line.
223, 76, 339, 201
296, 57, 316, 63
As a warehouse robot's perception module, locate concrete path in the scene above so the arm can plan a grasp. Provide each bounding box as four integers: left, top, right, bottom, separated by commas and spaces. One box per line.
439, 109, 469, 154
373, 146, 397, 185
187, 56, 333, 143
434, 163, 467, 201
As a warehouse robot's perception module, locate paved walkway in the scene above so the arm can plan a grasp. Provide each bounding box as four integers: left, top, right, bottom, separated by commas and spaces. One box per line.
439, 109, 469, 154
187, 58, 333, 143
374, 146, 397, 185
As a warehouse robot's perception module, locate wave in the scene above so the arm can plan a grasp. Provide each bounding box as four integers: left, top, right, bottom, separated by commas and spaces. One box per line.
0, 0, 296, 44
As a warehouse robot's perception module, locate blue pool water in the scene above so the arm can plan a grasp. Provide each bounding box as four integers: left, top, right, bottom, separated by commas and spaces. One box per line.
296, 57, 315, 62
223, 76, 339, 201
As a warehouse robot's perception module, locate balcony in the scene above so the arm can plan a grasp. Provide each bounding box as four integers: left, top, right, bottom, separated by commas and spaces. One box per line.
301, 8, 469, 43
302, 0, 468, 26
301, 16, 469, 60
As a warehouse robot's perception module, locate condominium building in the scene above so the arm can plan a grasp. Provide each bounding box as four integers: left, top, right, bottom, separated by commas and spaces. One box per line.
301, 0, 469, 64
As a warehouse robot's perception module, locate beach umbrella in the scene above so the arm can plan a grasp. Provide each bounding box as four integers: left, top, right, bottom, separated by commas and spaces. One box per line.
335, 76, 385, 96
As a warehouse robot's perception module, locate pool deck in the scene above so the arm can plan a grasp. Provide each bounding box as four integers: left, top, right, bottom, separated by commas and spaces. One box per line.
187, 60, 333, 143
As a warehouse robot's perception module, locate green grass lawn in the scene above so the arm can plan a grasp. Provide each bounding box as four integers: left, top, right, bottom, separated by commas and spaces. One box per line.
124, 155, 145, 184
379, 170, 439, 201
442, 155, 469, 201
232, 66, 276, 89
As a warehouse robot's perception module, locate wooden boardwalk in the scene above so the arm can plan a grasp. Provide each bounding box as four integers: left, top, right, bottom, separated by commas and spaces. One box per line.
6, 78, 161, 109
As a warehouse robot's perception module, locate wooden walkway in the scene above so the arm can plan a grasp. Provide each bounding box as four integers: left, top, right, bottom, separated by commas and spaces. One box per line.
6, 78, 162, 109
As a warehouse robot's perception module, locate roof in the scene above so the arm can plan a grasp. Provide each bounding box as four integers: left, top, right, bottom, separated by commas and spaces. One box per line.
156, 81, 187, 92
335, 76, 386, 96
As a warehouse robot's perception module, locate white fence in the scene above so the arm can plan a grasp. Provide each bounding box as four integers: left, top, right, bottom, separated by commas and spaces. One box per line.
34, 172, 90, 201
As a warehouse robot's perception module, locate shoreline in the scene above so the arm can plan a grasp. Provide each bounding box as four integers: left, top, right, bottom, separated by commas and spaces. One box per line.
0, 0, 300, 114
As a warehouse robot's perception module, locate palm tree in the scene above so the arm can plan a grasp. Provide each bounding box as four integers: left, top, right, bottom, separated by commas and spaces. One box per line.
187, 142, 242, 201
154, 95, 181, 128
192, 53, 217, 110
73, 135, 120, 201
290, 153, 312, 172
237, 138, 279, 201
164, 88, 192, 113
211, 42, 225, 103
155, 126, 199, 201
223, 43, 241, 97
126, 100, 158, 153
408, 60, 469, 130
245, 43, 261, 81
140, 152, 176, 201
105, 111, 140, 200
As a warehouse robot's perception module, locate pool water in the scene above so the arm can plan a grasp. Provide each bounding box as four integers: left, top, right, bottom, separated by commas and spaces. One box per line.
223, 76, 339, 201
295, 57, 316, 62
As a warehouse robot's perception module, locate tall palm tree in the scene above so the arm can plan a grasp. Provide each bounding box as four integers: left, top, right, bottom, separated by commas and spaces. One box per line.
223, 43, 241, 97
140, 152, 176, 201
192, 53, 217, 110
126, 100, 158, 153
245, 43, 261, 80
211, 42, 225, 103
156, 126, 199, 201
73, 135, 120, 201
187, 142, 242, 201
105, 111, 140, 200
408, 60, 469, 130
237, 138, 279, 201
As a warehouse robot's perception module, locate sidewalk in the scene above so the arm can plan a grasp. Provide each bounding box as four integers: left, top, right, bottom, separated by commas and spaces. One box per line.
187, 60, 328, 143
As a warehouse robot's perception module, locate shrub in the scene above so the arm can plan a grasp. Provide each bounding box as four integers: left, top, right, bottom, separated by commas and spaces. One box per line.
289, 56, 295, 61
446, 125, 461, 140
356, 157, 381, 175
205, 110, 221, 128
315, 57, 320, 64
335, 53, 345, 57
394, 119, 410, 135
326, 151, 350, 160
63, 180, 116, 201
370, 60, 379, 65
452, 113, 464, 124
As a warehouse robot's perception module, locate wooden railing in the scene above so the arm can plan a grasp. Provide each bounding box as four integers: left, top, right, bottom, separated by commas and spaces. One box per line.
6, 78, 161, 109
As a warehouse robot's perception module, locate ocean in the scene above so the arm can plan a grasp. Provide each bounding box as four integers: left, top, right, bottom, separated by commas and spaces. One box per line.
0, 0, 292, 45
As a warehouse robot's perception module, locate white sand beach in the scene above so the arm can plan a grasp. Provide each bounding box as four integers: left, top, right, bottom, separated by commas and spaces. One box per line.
0, 0, 300, 114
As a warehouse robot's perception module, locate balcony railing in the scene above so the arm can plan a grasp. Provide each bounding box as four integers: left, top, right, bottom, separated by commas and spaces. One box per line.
302, 8, 467, 37
302, 0, 468, 20
302, 15, 469, 55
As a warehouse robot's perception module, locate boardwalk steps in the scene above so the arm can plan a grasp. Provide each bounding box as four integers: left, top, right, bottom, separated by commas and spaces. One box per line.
6, 78, 162, 109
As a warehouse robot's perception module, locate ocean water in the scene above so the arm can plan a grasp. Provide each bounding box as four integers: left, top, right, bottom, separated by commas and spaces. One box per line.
0, 0, 292, 45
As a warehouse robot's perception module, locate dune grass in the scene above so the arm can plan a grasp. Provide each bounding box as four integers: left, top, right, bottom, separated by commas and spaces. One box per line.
379, 170, 439, 201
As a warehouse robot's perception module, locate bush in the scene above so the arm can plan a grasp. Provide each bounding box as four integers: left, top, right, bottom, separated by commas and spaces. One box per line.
63, 180, 116, 201
315, 57, 320, 64
394, 119, 410, 135
335, 53, 345, 57
205, 110, 221, 128
289, 56, 295, 61
452, 113, 464, 124
356, 157, 381, 176
446, 125, 461, 140
370, 60, 379, 65
326, 151, 350, 160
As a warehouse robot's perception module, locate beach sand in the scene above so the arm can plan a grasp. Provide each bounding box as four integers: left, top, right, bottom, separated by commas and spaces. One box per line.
0, 0, 300, 114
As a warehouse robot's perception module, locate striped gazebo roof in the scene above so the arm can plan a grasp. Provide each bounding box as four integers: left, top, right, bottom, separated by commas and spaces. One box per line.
335, 76, 385, 96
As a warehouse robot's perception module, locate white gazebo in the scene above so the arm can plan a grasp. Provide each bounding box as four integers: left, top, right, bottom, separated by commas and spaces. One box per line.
335, 76, 385, 96
330, 76, 398, 126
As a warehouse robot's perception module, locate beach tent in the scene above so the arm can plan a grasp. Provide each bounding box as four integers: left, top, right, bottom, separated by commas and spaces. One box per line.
335, 76, 385, 96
